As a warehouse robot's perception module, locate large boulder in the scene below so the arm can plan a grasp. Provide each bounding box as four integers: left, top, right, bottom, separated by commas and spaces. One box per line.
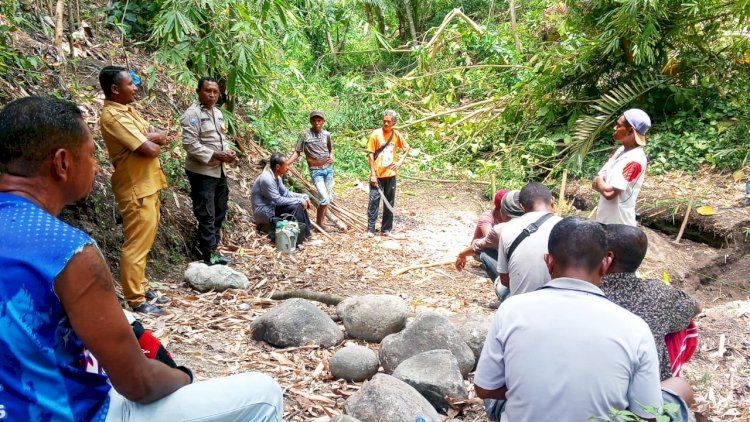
330, 415, 361, 422
448, 312, 491, 363
336, 294, 408, 342
344, 374, 441, 422
251, 299, 344, 348
392, 349, 468, 412
184, 262, 249, 292
329, 344, 380, 382
379, 311, 475, 376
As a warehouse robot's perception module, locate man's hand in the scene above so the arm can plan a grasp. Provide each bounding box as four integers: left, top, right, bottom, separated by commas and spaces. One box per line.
455, 254, 467, 271
326, 154, 334, 164
147, 127, 168, 146
370, 174, 378, 186
212, 150, 236, 163
303, 199, 312, 210
225, 150, 237, 163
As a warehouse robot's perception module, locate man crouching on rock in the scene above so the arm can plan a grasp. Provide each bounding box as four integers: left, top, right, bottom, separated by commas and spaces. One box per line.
0, 96, 283, 421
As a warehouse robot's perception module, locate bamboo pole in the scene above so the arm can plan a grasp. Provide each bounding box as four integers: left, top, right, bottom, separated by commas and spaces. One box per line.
392, 259, 455, 276
309, 221, 335, 241
557, 169, 568, 215
674, 197, 695, 244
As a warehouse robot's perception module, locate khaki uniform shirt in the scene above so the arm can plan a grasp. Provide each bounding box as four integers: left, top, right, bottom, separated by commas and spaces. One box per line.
100, 100, 168, 202
180, 102, 230, 178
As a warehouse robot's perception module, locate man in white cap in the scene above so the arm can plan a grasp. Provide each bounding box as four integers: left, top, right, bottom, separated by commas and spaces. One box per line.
592, 108, 651, 226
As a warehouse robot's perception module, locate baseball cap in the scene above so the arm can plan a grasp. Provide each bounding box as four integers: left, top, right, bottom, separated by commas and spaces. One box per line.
501, 190, 524, 218
493, 189, 510, 210
309, 110, 325, 119
623, 108, 651, 146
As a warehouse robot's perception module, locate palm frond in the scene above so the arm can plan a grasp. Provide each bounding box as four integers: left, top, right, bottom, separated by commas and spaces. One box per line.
569, 75, 667, 168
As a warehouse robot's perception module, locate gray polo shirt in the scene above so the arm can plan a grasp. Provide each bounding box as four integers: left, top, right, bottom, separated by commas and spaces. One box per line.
180, 102, 231, 178
475, 277, 663, 422
497, 211, 562, 295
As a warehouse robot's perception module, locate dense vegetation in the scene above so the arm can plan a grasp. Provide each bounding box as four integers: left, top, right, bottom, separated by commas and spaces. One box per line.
1, 0, 748, 189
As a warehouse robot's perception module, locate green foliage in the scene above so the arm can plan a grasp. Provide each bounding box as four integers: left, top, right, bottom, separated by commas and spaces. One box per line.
105, 0, 161, 36
589, 402, 680, 422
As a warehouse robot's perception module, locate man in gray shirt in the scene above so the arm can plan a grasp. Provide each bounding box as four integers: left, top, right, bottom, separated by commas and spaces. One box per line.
289, 110, 333, 230
180, 77, 236, 265
497, 182, 561, 296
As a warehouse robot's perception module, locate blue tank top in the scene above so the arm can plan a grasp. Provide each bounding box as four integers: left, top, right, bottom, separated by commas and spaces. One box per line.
0, 193, 110, 421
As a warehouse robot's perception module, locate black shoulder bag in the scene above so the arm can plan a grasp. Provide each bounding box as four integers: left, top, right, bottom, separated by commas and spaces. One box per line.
506, 213, 555, 262
372, 131, 395, 160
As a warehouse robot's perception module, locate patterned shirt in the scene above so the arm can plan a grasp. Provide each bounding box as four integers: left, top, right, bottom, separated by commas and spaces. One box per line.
601, 272, 698, 380
0, 193, 110, 421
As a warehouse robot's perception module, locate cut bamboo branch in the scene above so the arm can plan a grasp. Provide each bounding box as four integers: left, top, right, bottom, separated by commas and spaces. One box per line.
398, 98, 496, 129
309, 221, 334, 241
400, 175, 491, 185
392, 259, 455, 276
270, 289, 344, 306
587, 206, 598, 219
558, 169, 568, 215
674, 197, 695, 244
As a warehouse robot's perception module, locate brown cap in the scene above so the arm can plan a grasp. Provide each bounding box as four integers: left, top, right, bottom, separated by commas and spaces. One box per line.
309, 110, 325, 119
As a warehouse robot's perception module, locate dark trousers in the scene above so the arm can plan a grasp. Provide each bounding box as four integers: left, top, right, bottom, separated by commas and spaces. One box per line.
367, 176, 396, 233
186, 170, 229, 259
274, 203, 312, 246
479, 249, 499, 281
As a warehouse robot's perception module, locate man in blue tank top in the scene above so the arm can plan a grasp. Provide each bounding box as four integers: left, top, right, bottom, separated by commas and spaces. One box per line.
0, 96, 282, 421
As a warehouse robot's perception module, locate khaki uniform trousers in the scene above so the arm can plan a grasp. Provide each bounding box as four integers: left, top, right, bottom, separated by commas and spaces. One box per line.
117, 192, 160, 308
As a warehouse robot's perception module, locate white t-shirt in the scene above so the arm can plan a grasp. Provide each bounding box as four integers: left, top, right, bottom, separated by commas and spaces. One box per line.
497, 211, 561, 296
475, 277, 664, 422
596, 146, 647, 226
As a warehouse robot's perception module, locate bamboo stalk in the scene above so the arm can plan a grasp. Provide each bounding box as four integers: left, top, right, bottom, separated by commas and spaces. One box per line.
674, 197, 695, 244
558, 169, 568, 215
392, 259, 455, 276
399, 175, 491, 185
309, 221, 335, 241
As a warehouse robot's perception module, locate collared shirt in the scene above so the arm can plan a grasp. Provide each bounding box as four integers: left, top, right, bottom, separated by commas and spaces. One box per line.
475, 277, 663, 422
250, 168, 308, 224
497, 211, 562, 295
180, 102, 231, 178
295, 128, 332, 170
596, 145, 647, 226
601, 272, 698, 380
100, 100, 168, 201
367, 128, 408, 178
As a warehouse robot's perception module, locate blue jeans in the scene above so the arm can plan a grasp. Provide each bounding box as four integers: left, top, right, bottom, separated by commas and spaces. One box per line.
310, 166, 333, 205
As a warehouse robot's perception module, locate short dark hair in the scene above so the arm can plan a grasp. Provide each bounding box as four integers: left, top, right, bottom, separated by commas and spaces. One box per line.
99, 65, 128, 97
197, 76, 219, 91
604, 224, 648, 273
0, 96, 87, 176
259, 152, 286, 170
548, 217, 608, 273
519, 182, 552, 210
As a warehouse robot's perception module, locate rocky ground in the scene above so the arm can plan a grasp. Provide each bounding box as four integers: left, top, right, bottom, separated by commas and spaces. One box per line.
137, 173, 750, 421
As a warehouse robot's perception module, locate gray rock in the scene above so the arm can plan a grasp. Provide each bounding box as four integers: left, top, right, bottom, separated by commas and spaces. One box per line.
448, 313, 491, 363
392, 349, 469, 412
336, 295, 408, 342
379, 311, 475, 376
330, 415, 361, 422
344, 374, 441, 422
329, 345, 380, 382
251, 299, 344, 348
184, 262, 249, 292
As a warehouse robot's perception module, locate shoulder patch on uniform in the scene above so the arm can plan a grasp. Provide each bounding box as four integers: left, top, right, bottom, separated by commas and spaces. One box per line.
622, 161, 643, 182
189, 117, 198, 126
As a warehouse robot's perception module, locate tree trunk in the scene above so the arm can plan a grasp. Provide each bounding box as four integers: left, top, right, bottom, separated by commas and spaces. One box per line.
375, 5, 386, 35
53, 0, 65, 56
67, 0, 75, 59
325, 30, 338, 67
508, 0, 522, 53
402, 0, 418, 43
363, 2, 374, 29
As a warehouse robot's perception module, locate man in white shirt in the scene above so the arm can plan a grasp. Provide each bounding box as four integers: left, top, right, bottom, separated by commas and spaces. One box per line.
497, 182, 561, 296
593, 108, 651, 226
476, 217, 670, 422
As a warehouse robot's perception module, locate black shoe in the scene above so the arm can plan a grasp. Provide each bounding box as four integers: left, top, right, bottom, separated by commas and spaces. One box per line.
204, 252, 232, 266
145, 289, 170, 304
132, 302, 164, 315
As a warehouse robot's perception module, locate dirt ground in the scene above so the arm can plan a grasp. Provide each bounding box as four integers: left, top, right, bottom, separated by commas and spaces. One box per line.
136, 174, 750, 422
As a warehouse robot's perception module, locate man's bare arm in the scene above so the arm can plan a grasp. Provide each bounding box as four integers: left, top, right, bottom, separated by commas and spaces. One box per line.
499, 273, 510, 288
54, 245, 190, 404
474, 384, 507, 400
592, 175, 621, 200
134, 141, 162, 158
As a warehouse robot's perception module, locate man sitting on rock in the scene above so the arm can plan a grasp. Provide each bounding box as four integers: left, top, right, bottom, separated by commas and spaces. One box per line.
602, 224, 702, 381
0, 96, 283, 421
475, 216, 696, 422
497, 182, 561, 296
251, 152, 312, 247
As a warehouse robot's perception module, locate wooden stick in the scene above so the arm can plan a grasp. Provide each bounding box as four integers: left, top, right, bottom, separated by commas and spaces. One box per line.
392, 259, 455, 276
309, 221, 335, 241
674, 197, 695, 244
587, 206, 598, 219
270, 289, 344, 306
400, 174, 491, 185
558, 169, 568, 214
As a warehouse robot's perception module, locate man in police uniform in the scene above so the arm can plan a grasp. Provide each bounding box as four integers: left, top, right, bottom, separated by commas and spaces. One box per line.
99, 66, 169, 315
180, 77, 236, 265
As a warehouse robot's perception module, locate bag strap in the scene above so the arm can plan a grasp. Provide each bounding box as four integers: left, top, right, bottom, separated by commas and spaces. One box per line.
506, 213, 555, 262
372, 130, 395, 160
